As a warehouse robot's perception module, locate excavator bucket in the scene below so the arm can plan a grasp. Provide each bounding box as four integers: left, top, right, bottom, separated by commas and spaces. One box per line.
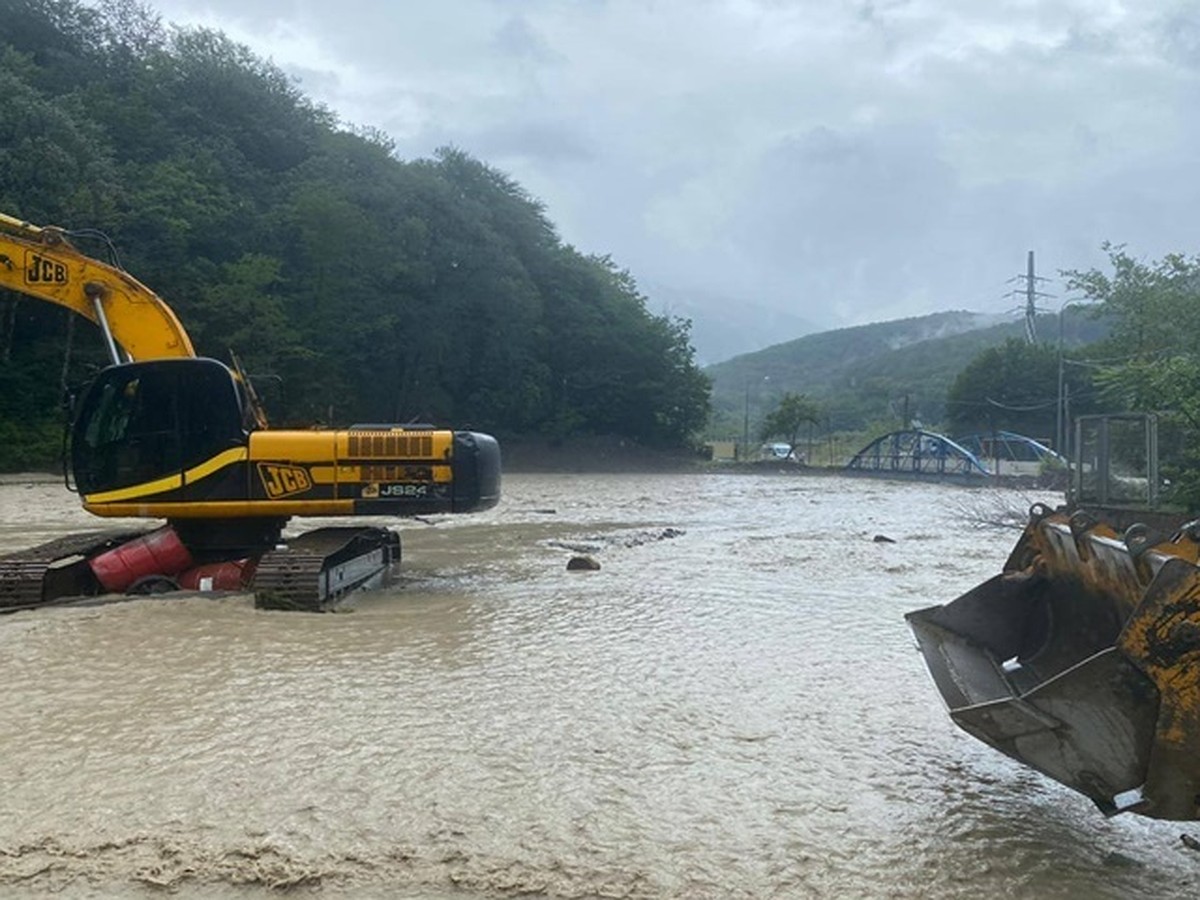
907, 504, 1200, 819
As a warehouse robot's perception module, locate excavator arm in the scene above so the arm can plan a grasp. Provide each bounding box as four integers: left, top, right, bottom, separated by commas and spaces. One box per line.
0, 212, 194, 361
0, 209, 500, 613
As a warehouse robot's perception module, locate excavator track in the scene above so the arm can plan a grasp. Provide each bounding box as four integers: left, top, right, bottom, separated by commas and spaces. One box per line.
0, 526, 400, 615
0, 529, 151, 612
251, 526, 401, 612
0, 210, 496, 620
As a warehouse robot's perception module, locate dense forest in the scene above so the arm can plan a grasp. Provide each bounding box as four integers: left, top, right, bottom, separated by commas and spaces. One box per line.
0, 0, 711, 469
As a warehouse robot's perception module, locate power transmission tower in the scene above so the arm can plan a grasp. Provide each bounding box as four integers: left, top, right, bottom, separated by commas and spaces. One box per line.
1007, 250, 1054, 343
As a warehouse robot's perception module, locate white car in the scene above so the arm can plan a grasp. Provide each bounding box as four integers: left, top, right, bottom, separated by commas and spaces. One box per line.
760, 442, 800, 462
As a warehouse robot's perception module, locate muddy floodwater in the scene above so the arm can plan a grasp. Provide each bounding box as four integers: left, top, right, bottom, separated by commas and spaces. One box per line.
0, 472, 1197, 899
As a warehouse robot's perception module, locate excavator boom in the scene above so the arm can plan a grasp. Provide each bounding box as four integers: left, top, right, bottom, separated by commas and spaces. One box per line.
0, 211, 500, 612
0, 212, 194, 361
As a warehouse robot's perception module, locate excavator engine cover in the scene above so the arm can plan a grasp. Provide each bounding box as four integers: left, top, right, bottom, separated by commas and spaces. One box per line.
0, 210, 503, 615
907, 504, 1200, 820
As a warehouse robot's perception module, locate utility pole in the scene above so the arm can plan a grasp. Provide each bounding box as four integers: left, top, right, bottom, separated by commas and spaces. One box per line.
1024, 251, 1038, 343
1056, 347, 1065, 454
1056, 300, 1070, 455
742, 381, 749, 460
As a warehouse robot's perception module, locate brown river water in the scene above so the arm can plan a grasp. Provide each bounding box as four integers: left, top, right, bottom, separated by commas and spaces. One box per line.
0, 472, 1196, 899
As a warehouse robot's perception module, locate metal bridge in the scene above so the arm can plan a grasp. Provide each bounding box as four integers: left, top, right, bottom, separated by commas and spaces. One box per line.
955, 431, 1065, 476
846, 429, 991, 478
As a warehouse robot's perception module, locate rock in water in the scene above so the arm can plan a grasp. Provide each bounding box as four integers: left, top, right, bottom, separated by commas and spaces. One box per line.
567, 555, 601, 571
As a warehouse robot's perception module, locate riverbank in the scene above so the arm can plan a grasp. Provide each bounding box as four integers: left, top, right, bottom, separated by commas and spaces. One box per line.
497, 438, 1074, 490
498, 436, 709, 473
0, 471, 59, 484
0, 437, 1068, 487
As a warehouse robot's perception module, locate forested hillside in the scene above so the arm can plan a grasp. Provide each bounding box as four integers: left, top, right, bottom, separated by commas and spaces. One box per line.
0, 0, 710, 469
706, 310, 1109, 438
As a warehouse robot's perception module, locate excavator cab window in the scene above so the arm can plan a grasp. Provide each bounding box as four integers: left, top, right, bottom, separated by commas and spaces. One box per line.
72, 358, 246, 495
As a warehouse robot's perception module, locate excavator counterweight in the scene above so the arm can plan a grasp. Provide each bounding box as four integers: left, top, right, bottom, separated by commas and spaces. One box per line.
0, 212, 500, 611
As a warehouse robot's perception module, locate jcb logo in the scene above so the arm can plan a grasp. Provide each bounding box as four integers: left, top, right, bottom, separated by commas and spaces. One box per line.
258, 463, 312, 498
24, 252, 68, 285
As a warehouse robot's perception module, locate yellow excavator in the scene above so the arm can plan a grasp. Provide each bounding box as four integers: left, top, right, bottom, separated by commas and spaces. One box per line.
908, 495, 1200, 821
0, 211, 500, 611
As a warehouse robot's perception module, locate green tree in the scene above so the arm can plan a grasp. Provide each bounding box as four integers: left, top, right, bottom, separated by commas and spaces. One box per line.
947, 339, 1060, 440
759, 392, 822, 458
1064, 245, 1200, 361
944, 336, 1103, 448
0, 0, 714, 466
1064, 246, 1200, 507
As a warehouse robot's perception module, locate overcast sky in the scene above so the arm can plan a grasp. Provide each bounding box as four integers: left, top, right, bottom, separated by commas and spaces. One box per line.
137, 0, 1200, 362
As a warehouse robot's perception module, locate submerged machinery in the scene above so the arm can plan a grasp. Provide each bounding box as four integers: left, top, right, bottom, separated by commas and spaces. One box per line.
0, 212, 500, 612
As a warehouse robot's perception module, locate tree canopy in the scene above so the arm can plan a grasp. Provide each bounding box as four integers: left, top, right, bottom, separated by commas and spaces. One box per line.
759, 392, 822, 457
0, 0, 710, 468
1063, 245, 1200, 507
944, 337, 1099, 446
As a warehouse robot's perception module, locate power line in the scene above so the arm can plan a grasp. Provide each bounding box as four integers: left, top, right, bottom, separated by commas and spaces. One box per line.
985, 396, 1057, 412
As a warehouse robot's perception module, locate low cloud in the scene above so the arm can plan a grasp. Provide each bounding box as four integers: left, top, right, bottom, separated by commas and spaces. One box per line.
140, 0, 1200, 358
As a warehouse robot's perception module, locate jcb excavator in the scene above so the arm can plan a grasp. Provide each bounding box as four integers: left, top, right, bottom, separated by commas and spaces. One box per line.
0, 211, 500, 611
908, 500, 1200, 821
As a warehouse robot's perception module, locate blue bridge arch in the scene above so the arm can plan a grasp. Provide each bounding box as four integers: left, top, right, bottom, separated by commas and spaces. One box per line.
846, 429, 991, 477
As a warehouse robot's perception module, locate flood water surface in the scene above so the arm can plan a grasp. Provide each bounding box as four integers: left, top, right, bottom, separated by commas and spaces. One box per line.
0, 472, 1196, 898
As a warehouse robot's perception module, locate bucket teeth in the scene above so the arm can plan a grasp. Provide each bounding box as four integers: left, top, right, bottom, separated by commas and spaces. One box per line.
1117, 558, 1200, 819
909, 506, 1200, 820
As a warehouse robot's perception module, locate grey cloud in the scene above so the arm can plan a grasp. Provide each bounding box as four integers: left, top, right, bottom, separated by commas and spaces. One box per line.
107, 0, 1200, 359
1156, 5, 1200, 67
492, 15, 564, 64
473, 120, 595, 166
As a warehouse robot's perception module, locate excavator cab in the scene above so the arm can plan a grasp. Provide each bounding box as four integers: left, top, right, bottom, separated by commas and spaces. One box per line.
71, 358, 247, 496
0, 210, 501, 613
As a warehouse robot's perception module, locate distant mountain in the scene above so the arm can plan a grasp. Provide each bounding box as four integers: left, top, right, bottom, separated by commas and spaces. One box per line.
704, 310, 1105, 437
644, 282, 822, 365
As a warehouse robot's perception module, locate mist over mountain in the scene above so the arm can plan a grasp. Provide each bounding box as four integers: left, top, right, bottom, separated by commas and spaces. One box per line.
704, 309, 1103, 438
647, 282, 823, 366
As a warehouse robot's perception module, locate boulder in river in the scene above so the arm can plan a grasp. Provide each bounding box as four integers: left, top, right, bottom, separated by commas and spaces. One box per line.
567, 555, 601, 571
